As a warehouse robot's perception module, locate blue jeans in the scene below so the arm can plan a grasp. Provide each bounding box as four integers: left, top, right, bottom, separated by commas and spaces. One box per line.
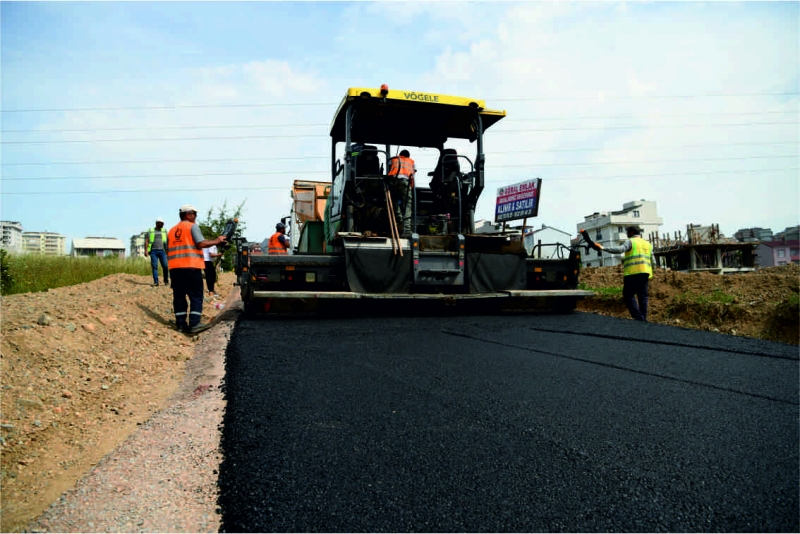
149, 249, 169, 284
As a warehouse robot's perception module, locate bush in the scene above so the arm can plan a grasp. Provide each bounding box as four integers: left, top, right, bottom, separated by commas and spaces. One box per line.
197, 200, 247, 272
0, 249, 14, 295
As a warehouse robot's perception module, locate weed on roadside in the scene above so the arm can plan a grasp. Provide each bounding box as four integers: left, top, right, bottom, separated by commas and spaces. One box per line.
2, 254, 151, 295
578, 282, 623, 299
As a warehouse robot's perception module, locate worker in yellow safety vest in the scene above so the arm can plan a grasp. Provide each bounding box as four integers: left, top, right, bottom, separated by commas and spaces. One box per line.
268, 222, 290, 255
167, 204, 228, 334
593, 225, 656, 321
144, 218, 169, 287
387, 149, 416, 236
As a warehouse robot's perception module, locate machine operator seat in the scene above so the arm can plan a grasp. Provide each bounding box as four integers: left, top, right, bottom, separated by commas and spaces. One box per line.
428, 148, 461, 190
428, 148, 464, 219
350, 144, 382, 176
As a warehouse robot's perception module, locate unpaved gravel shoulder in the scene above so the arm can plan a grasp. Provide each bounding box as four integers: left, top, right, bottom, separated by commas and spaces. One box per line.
2, 272, 239, 532
25, 298, 241, 533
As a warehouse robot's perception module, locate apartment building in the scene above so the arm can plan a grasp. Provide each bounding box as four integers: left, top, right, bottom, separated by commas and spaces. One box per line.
774, 225, 800, 242
1, 221, 24, 253
130, 232, 147, 258
22, 231, 67, 255
734, 227, 774, 242
576, 199, 663, 268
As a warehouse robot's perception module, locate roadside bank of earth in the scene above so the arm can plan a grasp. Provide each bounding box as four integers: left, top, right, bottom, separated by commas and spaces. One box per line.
577, 264, 799, 346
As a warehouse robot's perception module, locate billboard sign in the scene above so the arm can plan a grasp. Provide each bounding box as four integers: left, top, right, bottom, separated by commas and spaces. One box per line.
495, 178, 542, 222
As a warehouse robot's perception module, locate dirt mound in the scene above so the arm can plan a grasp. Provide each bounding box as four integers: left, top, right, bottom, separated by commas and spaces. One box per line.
577, 264, 799, 345
0, 273, 236, 532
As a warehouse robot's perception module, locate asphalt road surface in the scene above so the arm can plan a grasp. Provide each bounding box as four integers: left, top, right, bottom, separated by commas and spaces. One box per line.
218, 311, 798, 532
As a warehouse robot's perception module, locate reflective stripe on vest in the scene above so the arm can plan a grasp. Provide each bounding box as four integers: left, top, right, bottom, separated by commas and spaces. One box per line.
623, 237, 653, 277
167, 221, 204, 269
388, 156, 415, 178
268, 232, 288, 255
147, 228, 167, 252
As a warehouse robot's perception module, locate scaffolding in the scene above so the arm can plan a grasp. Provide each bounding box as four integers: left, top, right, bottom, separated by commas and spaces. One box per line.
649, 223, 757, 274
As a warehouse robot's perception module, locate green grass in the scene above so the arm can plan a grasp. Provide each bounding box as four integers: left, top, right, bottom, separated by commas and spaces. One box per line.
578, 282, 623, 298
675, 288, 736, 305
773, 291, 800, 323
0, 254, 151, 296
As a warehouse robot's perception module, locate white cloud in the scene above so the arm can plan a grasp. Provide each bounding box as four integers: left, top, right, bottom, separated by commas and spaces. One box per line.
417, 2, 799, 235
241, 60, 323, 97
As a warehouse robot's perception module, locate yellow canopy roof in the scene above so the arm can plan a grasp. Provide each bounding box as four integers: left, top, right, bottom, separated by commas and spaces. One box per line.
329, 87, 507, 148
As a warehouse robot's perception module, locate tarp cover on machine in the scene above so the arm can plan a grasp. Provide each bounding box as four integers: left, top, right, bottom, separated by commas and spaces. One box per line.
466, 252, 527, 293
344, 241, 412, 293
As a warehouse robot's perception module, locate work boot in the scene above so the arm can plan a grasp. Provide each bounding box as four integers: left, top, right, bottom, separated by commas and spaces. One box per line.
189, 323, 212, 334
175, 322, 190, 333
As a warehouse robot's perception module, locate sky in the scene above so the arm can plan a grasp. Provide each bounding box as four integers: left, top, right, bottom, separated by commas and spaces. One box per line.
2, 1, 798, 251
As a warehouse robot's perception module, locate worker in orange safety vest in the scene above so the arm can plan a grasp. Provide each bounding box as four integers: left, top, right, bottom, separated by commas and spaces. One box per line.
167, 204, 228, 334
387, 149, 416, 236
268, 222, 291, 255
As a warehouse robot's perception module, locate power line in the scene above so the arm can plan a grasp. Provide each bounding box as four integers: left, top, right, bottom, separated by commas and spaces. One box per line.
4, 155, 797, 182
2, 155, 328, 166
2, 90, 796, 113
3, 170, 327, 181
0, 102, 335, 113
484, 166, 798, 183
493, 91, 799, 102
0, 134, 330, 145
489, 140, 799, 154
496, 154, 799, 168
2, 120, 796, 145
493, 120, 797, 133
4, 110, 796, 134
3, 123, 330, 134
508, 109, 797, 123
3, 167, 796, 195
3, 141, 797, 166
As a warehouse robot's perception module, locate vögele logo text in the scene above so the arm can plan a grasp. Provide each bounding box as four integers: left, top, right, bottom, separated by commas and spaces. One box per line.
403, 92, 440, 102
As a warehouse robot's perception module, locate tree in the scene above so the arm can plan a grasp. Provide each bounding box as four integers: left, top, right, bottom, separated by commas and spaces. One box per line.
0, 249, 14, 294
198, 200, 247, 272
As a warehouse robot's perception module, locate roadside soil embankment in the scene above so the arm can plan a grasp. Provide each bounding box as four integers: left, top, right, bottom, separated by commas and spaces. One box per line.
1, 273, 236, 532
577, 263, 799, 346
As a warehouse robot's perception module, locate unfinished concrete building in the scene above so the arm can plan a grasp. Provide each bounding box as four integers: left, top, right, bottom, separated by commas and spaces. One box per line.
650, 224, 757, 274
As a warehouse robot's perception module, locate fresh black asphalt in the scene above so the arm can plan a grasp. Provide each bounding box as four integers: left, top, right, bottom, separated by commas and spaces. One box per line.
217, 311, 799, 532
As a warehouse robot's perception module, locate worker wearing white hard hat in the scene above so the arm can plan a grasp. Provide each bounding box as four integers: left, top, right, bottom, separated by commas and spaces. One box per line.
167, 204, 228, 334
145, 217, 169, 287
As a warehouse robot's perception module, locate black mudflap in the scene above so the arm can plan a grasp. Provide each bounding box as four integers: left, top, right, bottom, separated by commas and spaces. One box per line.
466, 252, 527, 293
343, 240, 412, 293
